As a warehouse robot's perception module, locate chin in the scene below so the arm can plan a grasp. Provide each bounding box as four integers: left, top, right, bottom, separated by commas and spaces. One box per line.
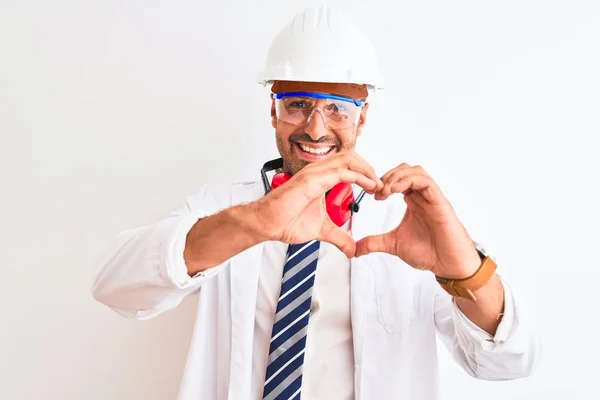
281, 157, 307, 175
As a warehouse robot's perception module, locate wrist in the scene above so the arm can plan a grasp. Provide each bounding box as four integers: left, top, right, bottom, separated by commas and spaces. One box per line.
435, 253, 497, 302
233, 200, 274, 243
444, 249, 483, 280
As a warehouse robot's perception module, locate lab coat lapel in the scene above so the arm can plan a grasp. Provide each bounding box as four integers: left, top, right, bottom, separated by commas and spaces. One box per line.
228, 182, 265, 399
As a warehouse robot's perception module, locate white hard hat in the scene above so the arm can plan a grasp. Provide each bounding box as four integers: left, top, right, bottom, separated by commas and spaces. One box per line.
257, 5, 384, 91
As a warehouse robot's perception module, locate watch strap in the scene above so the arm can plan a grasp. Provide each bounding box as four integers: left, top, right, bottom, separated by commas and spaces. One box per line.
435, 256, 497, 301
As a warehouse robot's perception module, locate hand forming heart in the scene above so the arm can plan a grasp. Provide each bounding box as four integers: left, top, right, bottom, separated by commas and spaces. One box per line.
355, 163, 482, 279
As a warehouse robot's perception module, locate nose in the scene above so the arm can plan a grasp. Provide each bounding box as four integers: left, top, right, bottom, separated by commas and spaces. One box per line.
304, 109, 329, 140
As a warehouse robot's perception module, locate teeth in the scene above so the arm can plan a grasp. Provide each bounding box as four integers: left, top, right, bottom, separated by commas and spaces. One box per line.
299, 144, 332, 155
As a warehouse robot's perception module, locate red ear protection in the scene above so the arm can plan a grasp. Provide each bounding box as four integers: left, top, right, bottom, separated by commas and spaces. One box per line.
271, 172, 355, 227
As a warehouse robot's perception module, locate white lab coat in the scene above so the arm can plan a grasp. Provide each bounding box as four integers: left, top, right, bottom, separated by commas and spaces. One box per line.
92, 181, 540, 400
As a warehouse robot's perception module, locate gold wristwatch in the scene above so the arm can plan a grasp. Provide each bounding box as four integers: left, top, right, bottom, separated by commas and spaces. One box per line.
435, 243, 497, 302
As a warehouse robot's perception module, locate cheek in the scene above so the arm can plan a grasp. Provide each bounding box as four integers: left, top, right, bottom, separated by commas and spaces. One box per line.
338, 130, 358, 149
275, 133, 285, 151
277, 124, 302, 145
275, 129, 293, 152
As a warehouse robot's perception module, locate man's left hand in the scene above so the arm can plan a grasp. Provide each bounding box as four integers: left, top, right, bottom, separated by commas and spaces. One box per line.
354, 163, 482, 279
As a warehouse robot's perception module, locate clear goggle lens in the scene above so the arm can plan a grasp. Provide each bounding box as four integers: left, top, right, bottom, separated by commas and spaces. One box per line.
274, 92, 363, 129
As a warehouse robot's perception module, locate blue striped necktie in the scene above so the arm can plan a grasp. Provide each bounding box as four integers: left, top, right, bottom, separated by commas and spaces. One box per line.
262, 240, 321, 400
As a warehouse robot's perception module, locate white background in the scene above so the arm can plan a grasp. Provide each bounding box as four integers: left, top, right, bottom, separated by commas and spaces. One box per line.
1, 0, 598, 399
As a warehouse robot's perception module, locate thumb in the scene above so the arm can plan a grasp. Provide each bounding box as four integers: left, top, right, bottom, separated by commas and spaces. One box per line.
355, 234, 391, 257
319, 219, 356, 258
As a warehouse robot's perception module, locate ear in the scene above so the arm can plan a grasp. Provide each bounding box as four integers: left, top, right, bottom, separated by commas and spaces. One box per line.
270, 96, 277, 129
356, 102, 369, 137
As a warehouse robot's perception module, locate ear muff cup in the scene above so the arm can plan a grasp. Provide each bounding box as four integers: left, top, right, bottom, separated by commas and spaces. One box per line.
270, 173, 354, 227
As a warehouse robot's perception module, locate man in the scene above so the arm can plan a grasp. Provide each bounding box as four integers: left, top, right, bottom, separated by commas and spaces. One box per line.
92, 5, 539, 400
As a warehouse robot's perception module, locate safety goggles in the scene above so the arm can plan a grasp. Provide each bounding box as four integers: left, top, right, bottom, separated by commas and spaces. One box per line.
274, 92, 364, 129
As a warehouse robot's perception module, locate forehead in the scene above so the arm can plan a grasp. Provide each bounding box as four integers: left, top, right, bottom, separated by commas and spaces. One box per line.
272, 80, 368, 100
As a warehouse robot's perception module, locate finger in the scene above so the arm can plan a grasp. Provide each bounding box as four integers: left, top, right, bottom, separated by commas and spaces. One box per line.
381, 177, 423, 200
310, 168, 381, 195
379, 162, 411, 183
382, 165, 428, 186
311, 152, 383, 191
320, 219, 356, 258
403, 191, 428, 211
346, 152, 384, 190
355, 233, 391, 257
382, 175, 443, 203
379, 166, 430, 198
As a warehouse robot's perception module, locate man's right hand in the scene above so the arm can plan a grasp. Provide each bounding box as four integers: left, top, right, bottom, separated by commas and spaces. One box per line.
250, 152, 383, 258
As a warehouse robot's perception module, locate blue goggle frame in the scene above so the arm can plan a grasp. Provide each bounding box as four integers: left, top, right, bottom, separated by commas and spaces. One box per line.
274, 92, 363, 107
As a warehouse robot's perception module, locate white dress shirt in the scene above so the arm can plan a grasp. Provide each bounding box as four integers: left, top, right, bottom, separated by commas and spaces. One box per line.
252, 220, 354, 399
91, 182, 540, 400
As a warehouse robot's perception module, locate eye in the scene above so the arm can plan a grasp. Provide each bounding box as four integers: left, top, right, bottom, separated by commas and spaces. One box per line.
289, 101, 309, 108
284, 97, 313, 110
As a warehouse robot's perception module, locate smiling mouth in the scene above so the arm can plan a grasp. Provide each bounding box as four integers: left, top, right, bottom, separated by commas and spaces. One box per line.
295, 143, 336, 156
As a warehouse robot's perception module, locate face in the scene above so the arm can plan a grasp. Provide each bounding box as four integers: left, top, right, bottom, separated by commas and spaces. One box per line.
270, 82, 370, 175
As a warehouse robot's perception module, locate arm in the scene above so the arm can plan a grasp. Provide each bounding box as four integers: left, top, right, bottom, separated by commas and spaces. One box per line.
183, 202, 267, 276
183, 153, 384, 275
353, 162, 540, 379
437, 244, 506, 335
182, 153, 387, 274
455, 271, 505, 335
91, 184, 264, 319
434, 275, 541, 380
92, 153, 382, 319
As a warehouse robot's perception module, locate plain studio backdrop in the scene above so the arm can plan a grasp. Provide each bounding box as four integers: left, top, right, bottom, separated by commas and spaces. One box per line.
1, 0, 598, 399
